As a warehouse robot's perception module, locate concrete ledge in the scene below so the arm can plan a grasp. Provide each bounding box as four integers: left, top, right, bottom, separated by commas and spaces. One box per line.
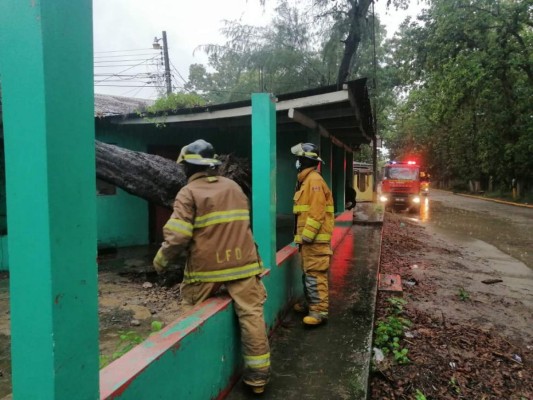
99, 212, 354, 399
100, 297, 239, 399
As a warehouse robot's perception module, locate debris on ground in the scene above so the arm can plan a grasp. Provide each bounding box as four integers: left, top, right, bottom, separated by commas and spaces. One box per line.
370, 213, 533, 399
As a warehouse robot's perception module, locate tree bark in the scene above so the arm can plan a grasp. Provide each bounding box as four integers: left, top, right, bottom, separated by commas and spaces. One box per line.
95, 141, 250, 209
336, 0, 373, 88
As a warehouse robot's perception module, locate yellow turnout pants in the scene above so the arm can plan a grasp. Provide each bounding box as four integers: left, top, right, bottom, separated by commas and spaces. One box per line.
300, 243, 332, 317
180, 275, 270, 376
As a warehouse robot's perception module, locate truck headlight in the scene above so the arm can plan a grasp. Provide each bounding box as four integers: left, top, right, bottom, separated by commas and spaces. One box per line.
379, 195, 388, 202
412, 196, 421, 204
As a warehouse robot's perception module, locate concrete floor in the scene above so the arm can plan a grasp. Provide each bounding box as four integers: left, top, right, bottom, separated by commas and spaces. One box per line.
226, 223, 382, 400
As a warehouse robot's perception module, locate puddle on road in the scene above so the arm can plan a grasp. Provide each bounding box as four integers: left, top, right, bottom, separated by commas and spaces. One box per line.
415, 200, 532, 269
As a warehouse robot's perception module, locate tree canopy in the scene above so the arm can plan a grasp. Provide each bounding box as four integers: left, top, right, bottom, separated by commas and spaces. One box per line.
382, 0, 532, 191
186, 0, 387, 105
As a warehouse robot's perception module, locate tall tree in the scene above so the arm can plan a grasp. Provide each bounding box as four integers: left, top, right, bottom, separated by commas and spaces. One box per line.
385, 0, 532, 190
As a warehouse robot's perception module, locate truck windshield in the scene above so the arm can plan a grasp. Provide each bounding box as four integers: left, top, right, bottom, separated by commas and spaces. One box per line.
384, 166, 419, 180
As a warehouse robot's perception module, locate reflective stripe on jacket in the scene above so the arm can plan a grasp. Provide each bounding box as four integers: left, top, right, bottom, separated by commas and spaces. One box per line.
293, 167, 334, 244
155, 172, 264, 283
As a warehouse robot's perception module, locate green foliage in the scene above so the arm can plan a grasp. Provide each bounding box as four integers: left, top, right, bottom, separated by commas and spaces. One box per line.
375, 295, 412, 365
458, 287, 470, 301
384, 0, 533, 192
99, 354, 110, 369
414, 389, 427, 400
112, 330, 145, 360
393, 347, 410, 364
374, 315, 411, 364
100, 330, 147, 369
151, 320, 164, 332
387, 296, 407, 315
188, 0, 393, 105
146, 92, 206, 114
449, 376, 461, 394
141, 92, 207, 127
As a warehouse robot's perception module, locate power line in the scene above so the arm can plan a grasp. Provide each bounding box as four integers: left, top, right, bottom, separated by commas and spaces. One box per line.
94, 73, 155, 77
94, 58, 162, 64
94, 52, 158, 59
94, 84, 167, 88
94, 48, 155, 54
95, 56, 160, 85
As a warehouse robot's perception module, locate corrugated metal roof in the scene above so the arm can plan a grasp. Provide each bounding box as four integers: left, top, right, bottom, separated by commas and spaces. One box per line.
0, 94, 153, 125
94, 94, 153, 118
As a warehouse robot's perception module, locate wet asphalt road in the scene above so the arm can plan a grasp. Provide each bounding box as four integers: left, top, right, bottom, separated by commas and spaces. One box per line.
412, 190, 533, 269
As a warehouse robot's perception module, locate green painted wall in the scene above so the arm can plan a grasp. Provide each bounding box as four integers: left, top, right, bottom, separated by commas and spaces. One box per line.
96, 131, 149, 248
102, 300, 242, 400
276, 130, 307, 249
101, 250, 303, 400
0, 145, 7, 270
94, 124, 254, 248
332, 146, 346, 213
252, 94, 277, 269
0, 236, 8, 270
0, 0, 99, 398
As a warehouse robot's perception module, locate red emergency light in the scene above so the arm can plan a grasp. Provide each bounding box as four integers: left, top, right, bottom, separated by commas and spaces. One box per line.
407, 161, 416, 165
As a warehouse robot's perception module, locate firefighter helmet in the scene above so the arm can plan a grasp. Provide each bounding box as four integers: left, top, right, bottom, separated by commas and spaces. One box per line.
290, 143, 323, 163
176, 139, 222, 166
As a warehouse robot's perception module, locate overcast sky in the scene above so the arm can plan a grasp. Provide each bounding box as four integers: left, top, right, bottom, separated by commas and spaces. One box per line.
93, 0, 421, 100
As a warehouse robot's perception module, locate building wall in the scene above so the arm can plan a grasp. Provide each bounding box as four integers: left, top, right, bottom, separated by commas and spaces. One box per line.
96, 129, 149, 249
95, 122, 255, 249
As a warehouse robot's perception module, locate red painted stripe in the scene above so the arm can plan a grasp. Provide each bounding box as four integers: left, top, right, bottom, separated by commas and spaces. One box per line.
335, 210, 354, 223
276, 245, 299, 266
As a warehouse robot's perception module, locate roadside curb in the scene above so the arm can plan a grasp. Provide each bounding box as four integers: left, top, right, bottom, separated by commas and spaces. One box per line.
449, 191, 533, 209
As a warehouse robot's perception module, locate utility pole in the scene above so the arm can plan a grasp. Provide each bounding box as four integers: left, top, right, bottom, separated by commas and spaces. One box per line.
162, 31, 172, 96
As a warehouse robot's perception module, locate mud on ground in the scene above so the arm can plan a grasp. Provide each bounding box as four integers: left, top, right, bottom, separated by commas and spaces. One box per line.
0, 247, 186, 398
370, 213, 533, 399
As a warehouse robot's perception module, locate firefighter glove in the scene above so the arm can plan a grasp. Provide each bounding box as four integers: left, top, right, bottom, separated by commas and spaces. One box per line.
153, 249, 169, 275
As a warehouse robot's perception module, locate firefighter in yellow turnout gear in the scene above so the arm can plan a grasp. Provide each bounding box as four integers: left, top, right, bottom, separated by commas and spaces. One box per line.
291, 143, 334, 326
153, 139, 270, 394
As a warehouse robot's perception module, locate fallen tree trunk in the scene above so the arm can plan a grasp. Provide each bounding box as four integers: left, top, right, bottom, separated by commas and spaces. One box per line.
95, 141, 250, 209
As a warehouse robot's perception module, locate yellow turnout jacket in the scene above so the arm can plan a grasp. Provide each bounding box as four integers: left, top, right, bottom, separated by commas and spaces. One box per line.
154, 172, 264, 283
293, 167, 334, 244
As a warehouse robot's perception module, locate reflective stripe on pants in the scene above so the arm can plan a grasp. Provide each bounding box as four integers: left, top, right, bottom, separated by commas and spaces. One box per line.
180, 275, 270, 373
300, 243, 331, 315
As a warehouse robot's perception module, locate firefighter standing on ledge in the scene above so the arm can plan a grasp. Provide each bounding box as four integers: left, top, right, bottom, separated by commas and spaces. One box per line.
153, 139, 270, 394
291, 143, 334, 326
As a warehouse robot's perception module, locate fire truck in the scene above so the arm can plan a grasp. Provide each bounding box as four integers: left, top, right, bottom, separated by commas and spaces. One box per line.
379, 161, 423, 212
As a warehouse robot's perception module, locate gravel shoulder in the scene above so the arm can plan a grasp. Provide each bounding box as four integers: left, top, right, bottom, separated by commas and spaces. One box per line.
370, 212, 533, 399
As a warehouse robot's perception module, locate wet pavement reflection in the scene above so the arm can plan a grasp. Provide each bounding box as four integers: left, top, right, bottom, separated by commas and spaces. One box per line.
226, 225, 381, 399
393, 193, 532, 269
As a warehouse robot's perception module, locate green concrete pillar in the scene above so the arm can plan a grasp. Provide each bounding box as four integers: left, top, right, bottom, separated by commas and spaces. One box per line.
320, 137, 333, 189
252, 94, 276, 269
332, 145, 346, 213
0, 1, 99, 399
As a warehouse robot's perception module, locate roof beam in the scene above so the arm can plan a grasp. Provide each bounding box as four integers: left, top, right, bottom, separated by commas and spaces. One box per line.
288, 108, 352, 152
116, 90, 350, 125
343, 83, 372, 142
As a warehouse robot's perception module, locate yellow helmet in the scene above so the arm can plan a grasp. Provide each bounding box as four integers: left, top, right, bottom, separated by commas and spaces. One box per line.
290, 143, 323, 163
176, 139, 221, 166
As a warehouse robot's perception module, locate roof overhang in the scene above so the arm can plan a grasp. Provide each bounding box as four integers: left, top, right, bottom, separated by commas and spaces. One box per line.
111, 78, 374, 151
